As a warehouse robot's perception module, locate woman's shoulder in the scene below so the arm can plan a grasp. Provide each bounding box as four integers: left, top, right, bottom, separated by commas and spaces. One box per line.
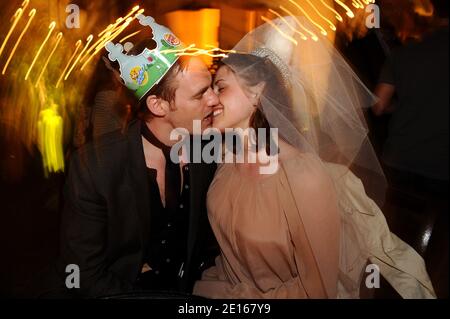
279, 141, 323, 171
278, 142, 333, 189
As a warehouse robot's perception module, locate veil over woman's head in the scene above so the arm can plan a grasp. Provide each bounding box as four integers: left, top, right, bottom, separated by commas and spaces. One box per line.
221, 16, 387, 205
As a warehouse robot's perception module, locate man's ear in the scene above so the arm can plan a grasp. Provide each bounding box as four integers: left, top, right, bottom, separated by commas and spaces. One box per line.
145, 95, 170, 117
248, 82, 266, 107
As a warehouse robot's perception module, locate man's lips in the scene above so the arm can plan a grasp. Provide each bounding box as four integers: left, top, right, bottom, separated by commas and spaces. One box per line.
202, 111, 213, 124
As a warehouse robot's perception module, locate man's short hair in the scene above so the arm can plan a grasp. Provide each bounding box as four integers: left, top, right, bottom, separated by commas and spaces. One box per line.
138, 57, 189, 120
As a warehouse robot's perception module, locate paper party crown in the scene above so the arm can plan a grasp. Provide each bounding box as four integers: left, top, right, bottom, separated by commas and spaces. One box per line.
105, 14, 184, 100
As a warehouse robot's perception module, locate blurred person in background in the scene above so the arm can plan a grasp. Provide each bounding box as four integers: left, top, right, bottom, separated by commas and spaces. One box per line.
372, 0, 448, 297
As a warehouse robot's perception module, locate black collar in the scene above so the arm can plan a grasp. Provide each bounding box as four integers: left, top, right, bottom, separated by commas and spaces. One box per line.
141, 122, 173, 161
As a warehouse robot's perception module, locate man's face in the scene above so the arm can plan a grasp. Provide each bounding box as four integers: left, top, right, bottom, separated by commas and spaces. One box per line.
167, 58, 219, 134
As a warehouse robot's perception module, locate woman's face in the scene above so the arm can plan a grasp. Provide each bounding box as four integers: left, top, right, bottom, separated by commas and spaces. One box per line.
211, 65, 255, 132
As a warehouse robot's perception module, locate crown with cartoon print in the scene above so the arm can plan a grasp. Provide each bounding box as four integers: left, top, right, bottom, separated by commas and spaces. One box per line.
105, 14, 184, 100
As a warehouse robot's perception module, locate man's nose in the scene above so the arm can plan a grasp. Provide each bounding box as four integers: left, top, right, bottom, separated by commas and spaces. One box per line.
205, 87, 219, 107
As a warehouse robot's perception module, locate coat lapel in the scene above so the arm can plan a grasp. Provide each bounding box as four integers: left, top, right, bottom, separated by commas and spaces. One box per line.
126, 120, 151, 249
187, 163, 201, 262
186, 161, 217, 266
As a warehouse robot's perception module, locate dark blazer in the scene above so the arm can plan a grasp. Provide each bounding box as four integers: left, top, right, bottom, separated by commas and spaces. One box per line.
52, 119, 218, 298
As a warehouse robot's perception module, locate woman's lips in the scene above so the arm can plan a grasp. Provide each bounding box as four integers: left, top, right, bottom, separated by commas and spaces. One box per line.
212, 109, 223, 117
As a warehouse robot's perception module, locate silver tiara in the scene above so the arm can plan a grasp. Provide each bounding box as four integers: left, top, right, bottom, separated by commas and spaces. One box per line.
251, 47, 291, 87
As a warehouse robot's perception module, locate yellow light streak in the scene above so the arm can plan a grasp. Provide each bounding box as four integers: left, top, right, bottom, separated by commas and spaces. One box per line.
64, 34, 93, 80
56, 40, 81, 88
98, 6, 141, 38
97, 6, 140, 38
268, 9, 308, 40
305, 0, 337, 31
2, 8, 36, 75
35, 32, 63, 87
38, 104, 64, 174
353, 0, 365, 9
97, 23, 114, 38
8, 0, 29, 24
261, 16, 298, 46
160, 43, 196, 55
0, 0, 29, 59
279, 5, 319, 41
204, 45, 237, 54
289, 0, 328, 36
160, 44, 237, 58
81, 10, 141, 64
119, 30, 142, 43
80, 18, 132, 71
334, 0, 355, 18
25, 21, 56, 80
319, 0, 343, 22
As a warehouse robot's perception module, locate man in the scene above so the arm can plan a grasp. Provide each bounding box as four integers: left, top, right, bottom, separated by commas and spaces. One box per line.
46, 16, 220, 298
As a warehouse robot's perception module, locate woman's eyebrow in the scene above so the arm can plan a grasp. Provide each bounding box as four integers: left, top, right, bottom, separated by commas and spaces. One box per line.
214, 79, 225, 85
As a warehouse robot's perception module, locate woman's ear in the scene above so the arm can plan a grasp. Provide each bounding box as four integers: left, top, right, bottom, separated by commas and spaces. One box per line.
145, 95, 170, 117
249, 82, 266, 107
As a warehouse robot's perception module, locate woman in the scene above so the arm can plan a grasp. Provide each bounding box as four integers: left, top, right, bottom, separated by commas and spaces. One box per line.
193, 17, 436, 299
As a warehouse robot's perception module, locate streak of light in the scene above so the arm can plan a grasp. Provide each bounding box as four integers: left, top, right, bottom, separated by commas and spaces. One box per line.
80, 18, 132, 71
2, 9, 37, 75
56, 40, 81, 88
64, 34, 93, 80
25, 21, 56, 80
119, 30, 142, 43
319, 0, 343, 22
289, 0, 328, 36
334, 0, 355, 18
0, 0, 29, 59
268, 9, 308, 40
35, 32, 63, 87
305, 0, 337, 31
261, 16, 298, 46
279, 5, 319, 41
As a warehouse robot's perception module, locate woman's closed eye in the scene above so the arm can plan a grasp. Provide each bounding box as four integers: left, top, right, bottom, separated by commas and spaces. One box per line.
214, 79, 226, 94
214, 83, 226, 93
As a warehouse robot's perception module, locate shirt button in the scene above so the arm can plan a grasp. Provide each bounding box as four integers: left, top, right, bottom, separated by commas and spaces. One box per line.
161, 239, 166, 244
185, 185, 189, 189
166, 258, 171, 263
179, 204, 184, 209
167, 223, 172, 227
155, 270, 160, 275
